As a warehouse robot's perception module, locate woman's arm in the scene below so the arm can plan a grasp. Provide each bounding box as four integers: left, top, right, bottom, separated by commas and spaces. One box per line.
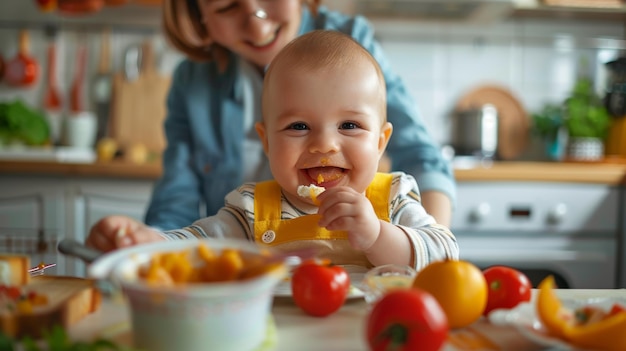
144, 61, 203, 230
420, 190, 452, 227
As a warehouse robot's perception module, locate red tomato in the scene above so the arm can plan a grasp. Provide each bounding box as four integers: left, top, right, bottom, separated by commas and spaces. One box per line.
366, 289, 448, 351
291, 259, 350, 317
482, 265, 532, 316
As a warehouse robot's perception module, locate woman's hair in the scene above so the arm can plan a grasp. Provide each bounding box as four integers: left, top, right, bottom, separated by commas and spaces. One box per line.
162, 0, 321, 66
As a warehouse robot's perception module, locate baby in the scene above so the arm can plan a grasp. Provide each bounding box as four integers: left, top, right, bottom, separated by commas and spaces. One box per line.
86, 30, 459, 270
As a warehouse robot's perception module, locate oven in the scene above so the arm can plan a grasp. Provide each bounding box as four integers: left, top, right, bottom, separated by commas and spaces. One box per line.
451, 181, 619, 288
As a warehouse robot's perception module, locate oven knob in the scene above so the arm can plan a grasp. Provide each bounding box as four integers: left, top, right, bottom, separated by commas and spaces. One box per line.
546, 203, 567, 225
469, 203, 490, 223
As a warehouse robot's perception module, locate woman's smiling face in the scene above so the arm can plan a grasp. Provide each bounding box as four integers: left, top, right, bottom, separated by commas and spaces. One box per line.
257, 54, 392, 205
199, 0, 302, 69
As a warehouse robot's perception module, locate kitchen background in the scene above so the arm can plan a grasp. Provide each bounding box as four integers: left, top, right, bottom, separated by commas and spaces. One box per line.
1, 1, 624, 152
1, 0, 626, 289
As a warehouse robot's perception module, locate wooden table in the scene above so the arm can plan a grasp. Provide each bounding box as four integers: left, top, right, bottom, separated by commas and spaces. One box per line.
68, 289, 626, 351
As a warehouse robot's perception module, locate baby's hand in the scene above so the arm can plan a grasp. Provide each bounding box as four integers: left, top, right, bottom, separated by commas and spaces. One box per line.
86, 215, 164, 253
316, 187, 380, 251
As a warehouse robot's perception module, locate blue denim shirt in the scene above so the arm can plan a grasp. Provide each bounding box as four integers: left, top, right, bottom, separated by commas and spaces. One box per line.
145, 6, 456, 230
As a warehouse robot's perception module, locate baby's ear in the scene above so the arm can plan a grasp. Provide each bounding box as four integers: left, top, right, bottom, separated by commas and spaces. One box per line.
378, 122, 393, 155
255, 122, 270, 154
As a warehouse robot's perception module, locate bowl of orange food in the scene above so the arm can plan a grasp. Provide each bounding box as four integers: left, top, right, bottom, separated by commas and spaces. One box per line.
88, 238, 287, 351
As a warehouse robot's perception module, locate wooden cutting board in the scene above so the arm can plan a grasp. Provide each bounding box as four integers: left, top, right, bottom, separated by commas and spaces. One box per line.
110, 41, 171, 153
0, 276, 101, 339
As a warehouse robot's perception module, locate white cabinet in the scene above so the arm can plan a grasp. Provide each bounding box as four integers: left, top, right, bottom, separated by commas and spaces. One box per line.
69, 179, 154, 277
0, 175, 67, 276
0, 175, 155, 277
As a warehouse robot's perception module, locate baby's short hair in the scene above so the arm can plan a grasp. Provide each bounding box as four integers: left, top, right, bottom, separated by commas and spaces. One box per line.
263, 30, 387, 121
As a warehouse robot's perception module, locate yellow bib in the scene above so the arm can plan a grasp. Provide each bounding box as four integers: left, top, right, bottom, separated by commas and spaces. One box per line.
253, 173, 392, 267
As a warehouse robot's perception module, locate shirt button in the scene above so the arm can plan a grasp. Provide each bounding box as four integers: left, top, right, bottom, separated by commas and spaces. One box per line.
262, 230, 276, 243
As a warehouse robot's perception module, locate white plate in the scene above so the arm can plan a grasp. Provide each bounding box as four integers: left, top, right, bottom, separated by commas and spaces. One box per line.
273, 268, 366, 299
488, 297, 626, 350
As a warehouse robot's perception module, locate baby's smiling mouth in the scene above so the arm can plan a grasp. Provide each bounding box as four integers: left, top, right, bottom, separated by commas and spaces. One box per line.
305, 167, 346, 185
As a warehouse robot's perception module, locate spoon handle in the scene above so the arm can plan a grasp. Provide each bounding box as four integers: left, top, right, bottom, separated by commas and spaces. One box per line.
57, 239, 103, 264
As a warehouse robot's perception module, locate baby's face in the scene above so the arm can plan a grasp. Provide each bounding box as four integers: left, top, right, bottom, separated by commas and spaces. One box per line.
257, 58, 391, 204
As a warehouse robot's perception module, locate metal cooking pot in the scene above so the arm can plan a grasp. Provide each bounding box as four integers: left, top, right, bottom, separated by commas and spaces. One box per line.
451, 104, 499, 158
605, 57, 626, 118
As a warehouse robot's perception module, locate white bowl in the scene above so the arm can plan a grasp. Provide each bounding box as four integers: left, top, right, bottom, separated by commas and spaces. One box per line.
88, 238, 287, 351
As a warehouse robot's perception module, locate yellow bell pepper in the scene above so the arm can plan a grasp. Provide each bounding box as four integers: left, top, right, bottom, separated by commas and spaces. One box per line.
536, 276, 573, 339
536, 275, 626, 351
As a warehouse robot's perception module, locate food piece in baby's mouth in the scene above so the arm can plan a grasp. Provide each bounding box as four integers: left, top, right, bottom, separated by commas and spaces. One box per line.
316, 174, 325, 184
297, 184, 325, 204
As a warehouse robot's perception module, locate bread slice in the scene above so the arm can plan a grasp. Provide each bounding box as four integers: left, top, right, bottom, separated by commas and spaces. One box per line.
0, 276, 102, 338
0, 254, 30, 286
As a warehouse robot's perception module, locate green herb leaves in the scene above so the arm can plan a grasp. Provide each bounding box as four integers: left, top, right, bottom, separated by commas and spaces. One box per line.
0, 325, 140, 351
0, 100, 50, 146
564, 78, 611, 139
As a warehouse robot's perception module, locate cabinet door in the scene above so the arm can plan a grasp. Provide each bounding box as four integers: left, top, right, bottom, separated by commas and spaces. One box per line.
70, 179, 154, 276
0, 176, 66, 277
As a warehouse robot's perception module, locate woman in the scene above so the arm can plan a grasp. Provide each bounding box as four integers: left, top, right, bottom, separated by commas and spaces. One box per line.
146, 0, 456, 230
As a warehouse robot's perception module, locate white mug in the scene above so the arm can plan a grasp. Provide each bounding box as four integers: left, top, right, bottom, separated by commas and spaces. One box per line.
63, 111, 98, 148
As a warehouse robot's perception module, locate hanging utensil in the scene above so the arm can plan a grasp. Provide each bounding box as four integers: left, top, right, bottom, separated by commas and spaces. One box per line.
57, 0, 104, 15
34, 0, 57, 12
5, 30, 39, 88
134, 0, 162, 5
104, 0, 128, 5
43, 25, 62, 111
93, 28, 113, 140
42, 25, 63, 144
0, 52, 5, 81
123, 44, 141, 82
70, 40, 87, 113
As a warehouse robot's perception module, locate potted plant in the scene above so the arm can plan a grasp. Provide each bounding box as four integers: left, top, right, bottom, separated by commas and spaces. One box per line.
563, 77, 611, 161
531, 104, 567, 160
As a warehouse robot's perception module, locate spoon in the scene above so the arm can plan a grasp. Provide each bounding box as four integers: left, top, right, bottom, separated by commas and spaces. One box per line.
57, 238, 103, 264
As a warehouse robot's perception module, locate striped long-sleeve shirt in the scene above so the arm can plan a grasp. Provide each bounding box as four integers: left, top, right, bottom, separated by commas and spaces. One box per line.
160, 172, 458, 271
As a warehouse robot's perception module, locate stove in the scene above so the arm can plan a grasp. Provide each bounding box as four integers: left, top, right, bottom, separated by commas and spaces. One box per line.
451, 181, 619, 288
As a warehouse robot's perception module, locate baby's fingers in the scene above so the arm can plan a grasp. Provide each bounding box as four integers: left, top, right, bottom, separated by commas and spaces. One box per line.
86, 216, 140, 252
85, 231, 116, 253
116, 225, 164, 248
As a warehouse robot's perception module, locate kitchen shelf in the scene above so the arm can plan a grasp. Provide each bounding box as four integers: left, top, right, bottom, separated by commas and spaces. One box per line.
511, 7, 626, 21
0, 159, 162, 180
0, 2, 161, 33
511, 0, 626, 21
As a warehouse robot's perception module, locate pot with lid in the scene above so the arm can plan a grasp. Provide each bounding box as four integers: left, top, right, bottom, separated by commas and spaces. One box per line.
451, 104, 499, 159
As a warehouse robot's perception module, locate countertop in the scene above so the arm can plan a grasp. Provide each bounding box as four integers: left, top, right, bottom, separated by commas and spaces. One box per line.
453, 160, 626, 185
0, 159, 162, 179
2, 158, 626, 184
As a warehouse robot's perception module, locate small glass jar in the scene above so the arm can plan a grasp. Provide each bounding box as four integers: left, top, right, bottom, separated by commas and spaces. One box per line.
361, 264, 417, 305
